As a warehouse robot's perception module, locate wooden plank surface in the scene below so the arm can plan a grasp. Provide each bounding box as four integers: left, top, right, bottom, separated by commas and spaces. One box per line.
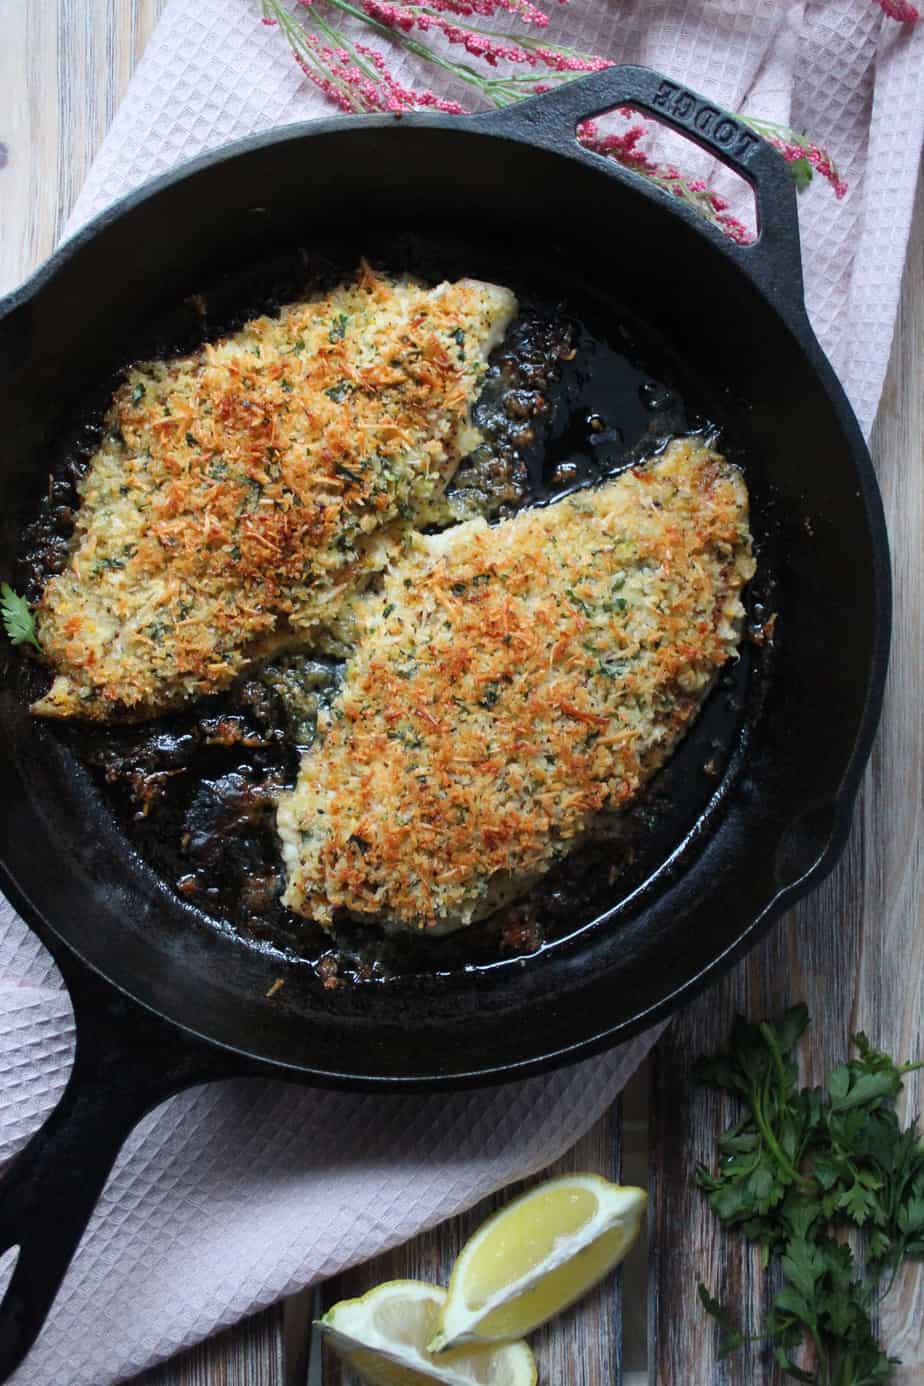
3, 5, 921, 1386
134, 1311, 286, 1386
866, 179, 924, 1376
0, 0, 166, 294
648, 170, 924, 1384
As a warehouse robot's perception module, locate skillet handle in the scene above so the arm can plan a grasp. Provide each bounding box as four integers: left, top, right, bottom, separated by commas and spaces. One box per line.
0, 952, 245, 1383
473, 65, 804, 312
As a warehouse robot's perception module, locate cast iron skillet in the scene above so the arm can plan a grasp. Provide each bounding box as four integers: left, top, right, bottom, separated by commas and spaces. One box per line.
0, 66, 890, 1379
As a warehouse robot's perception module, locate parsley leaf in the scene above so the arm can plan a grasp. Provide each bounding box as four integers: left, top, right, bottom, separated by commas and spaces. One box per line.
697, 1283, 748, 1358
696, 1007, 924, 1384
789, 156, 814, 193
328, 313, 348, 343
1, 583, 40, 650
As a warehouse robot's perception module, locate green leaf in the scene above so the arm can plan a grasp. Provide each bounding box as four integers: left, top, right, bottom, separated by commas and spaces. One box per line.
781, 1238, 825, 1302
867, 1228, 892, 1263
811, 1151, 843, 1191
694, 1053, 740, 1091
897, 1195, 924, 1235
788, 157, 814, 193
696, 1007, 924, 1384
773, 1284, 816, 1329
830, 1107, 874, 1151
890, 1124, 924, 1178
708, 1179, 753, 1222
827, 1064, 851, 1104
719, 1131, 761, 1155
740, 1214, 782, 1248
779, 1114, 802, 1161
745, 1153, 787, 1214
821, 1292, 857, 1342
777, 1003, 811, 1055
820, 1190, 840, 1220
851, 1110, 901, 1169
697, 1283, 747, 1358
328, 313, 348, 342
797, 1084, 825, 1134
839, 1181, 878, 1226
850, 1031, 913, 1082
1, 583, 40, 650
696, 1283, 725, 1319
835, 1071, 902, 1112
782, 1196, 821, 1243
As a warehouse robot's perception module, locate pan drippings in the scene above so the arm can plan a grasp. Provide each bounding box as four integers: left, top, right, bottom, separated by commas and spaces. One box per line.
16, 250, 755, 985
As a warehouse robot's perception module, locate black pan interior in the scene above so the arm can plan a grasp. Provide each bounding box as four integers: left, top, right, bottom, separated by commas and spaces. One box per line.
0, 119, 887, 1084
11, 234, 773, 982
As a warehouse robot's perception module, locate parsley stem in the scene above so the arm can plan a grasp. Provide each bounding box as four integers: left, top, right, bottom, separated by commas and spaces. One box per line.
759, 1020, 790, 1105
749, 1080, 804, 1185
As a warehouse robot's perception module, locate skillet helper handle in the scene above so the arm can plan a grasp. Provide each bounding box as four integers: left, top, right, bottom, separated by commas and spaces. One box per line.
0, 957, 243, 1383
476, 65, 804, 311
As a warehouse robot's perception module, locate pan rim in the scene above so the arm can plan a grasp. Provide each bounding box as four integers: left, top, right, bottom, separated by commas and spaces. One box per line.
0, 99, 892, 1088
0, 797, 860, 1090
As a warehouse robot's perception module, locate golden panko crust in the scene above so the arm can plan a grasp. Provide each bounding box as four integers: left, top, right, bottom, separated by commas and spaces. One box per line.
278, 437, 756, 933
33, 268, 515, 720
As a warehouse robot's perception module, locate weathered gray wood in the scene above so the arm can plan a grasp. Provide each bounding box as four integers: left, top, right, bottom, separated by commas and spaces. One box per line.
315, 1104, 624, 1384
859, 163, 924, 1382
134, 1307, 286, 1386
648, 170, 924, 1385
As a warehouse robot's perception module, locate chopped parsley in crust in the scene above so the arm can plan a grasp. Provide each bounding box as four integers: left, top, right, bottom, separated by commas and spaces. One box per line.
32, 267, 516, 720
278, 438, 756, 933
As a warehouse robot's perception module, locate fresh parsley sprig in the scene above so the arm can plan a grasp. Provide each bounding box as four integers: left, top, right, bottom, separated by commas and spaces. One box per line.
696, 1006, 924, 1385
1, 583, 40, 651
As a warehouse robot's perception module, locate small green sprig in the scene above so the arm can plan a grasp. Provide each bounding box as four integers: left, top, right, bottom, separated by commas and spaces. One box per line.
696, 1006, 924, 1385
1, 583, 40, 651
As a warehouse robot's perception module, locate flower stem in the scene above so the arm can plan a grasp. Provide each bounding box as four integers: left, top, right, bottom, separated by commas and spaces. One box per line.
263, 0, 847, 238
330, 0, 523, 98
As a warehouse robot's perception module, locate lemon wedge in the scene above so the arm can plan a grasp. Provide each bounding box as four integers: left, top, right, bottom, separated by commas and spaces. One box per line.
319, 1279, 537, 1386
431, 1174, 647, 1352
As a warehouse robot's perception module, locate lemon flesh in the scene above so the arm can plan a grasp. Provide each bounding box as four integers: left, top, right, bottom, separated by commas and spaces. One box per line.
432, 1174, 647, 1350
320, 1279, 536, 1386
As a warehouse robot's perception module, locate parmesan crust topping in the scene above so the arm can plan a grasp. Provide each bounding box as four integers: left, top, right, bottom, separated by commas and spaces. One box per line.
278, 438, 756, 933
33, 268, 516, 719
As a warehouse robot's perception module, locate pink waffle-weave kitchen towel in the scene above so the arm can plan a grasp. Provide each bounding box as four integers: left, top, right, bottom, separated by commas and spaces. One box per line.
2, 3, 923, 1383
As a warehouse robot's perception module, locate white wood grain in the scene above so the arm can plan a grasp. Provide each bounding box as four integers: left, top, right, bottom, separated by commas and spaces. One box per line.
0, 0, 165, 296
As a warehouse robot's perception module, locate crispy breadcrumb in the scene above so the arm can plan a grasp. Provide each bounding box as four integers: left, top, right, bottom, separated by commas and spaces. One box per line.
278, 438, 755, 933
33, 268, 515, 719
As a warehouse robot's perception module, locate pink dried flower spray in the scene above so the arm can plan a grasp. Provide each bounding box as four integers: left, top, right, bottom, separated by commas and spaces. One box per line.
262, 0, 848, 243
875, 0, 919, 21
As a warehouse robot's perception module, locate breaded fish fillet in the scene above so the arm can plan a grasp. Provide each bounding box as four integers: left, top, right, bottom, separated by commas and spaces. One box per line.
33, 268, 516, 719
278, 438, 755, 933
